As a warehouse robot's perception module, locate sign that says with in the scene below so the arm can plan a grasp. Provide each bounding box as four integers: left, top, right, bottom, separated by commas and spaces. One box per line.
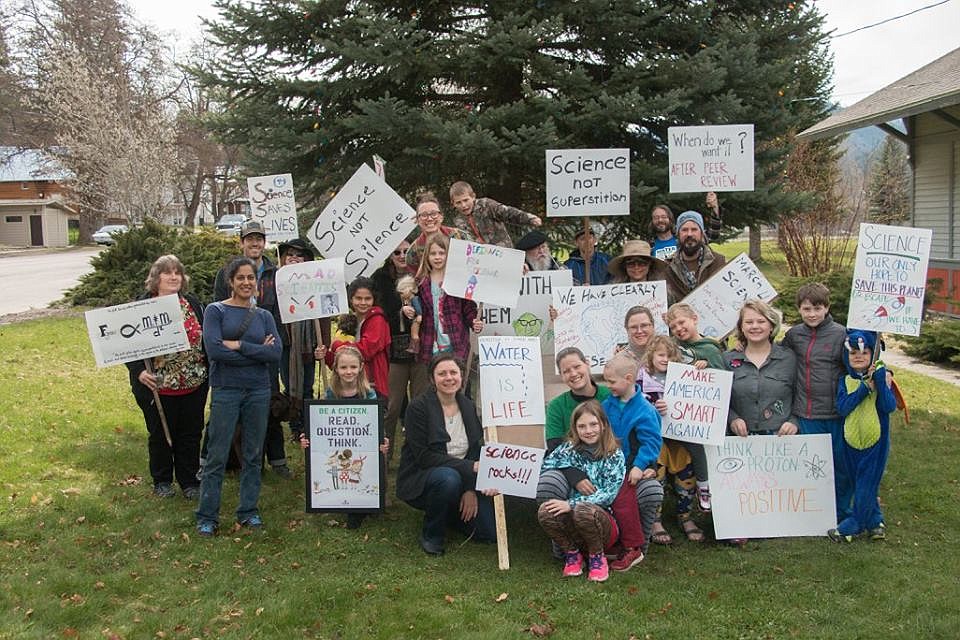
668, 124, 754, 193
247, 173, 298, 242
480, 270, 573, 355
545, 148, 630, 217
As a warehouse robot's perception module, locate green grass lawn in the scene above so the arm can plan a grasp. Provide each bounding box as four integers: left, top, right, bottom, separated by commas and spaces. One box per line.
1, 316, 959, 639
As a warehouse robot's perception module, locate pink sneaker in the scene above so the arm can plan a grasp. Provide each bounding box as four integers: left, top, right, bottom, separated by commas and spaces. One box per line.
561, 551, 583, 577
696, 484, 712, 513
587, 553, 609, 582
611, 546, 644, 572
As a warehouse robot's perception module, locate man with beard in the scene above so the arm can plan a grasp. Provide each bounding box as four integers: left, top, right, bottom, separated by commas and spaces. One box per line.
664, 211, 727, 303
649, 204, 678, 261
515, 230, 564, 273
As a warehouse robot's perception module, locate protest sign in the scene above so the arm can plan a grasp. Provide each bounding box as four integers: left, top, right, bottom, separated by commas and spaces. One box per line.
85, 294, 190, 368
307, 164, 417, 281
682, 253, 777, 338
475, 443, 544, 499
552, 281, 669, 373
667, 124, 754, 193
275, 258, 348, 324
478, 336, 545, 426
247, 173, 298, 242
661, 362, 732, 447
304, 399, 384, 512
479, 270, 573, 354
443, 238, 525, 308
545, 148, 630, 217
848, 223, 932, 336
707, 435, 837, 539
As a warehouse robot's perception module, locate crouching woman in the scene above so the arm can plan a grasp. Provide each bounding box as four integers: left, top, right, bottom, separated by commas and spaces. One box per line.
538, 400, 625, 583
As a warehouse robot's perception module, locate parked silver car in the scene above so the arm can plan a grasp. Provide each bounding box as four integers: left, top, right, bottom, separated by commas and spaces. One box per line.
92, 224, 129, 245
216, 214, 248, 235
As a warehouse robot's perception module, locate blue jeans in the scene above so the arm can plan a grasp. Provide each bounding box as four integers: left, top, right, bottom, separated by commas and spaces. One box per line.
280, 345, 316, 436
799, 417, 853, 522
196, 386, 271, 526
406, 467, 495, 546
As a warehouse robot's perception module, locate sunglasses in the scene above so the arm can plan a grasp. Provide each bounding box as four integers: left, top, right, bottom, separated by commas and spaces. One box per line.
625, 258, 650, 267
392, 249, 405, 256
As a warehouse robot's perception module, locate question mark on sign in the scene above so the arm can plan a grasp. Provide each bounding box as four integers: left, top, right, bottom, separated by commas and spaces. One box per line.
738, 131, 747, 153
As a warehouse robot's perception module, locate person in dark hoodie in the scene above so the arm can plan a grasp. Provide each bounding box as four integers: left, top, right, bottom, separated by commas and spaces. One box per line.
564, 227, 610, 286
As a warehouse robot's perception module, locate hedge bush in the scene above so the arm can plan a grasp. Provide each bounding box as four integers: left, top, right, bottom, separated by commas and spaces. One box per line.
64, 220, 240, 307
774, 267, 854, 325
901, 318, 960, 366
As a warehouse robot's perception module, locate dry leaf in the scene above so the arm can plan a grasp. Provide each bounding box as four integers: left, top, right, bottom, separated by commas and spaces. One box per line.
61, 488, 81, 496
365, 584, 377, 591
76, 516, 86, 524
708, 591, 719, 600
627, 585, 638, 595
181, 533, 190, 542
495, 592, 508, 603
526, 623, 554, 637
94, 581, 105, 590
290, 562, 301, 569
444, 595, 455, 604
155, 632, 166, 638
255, 607, 264, 616
62, 628, 79, 637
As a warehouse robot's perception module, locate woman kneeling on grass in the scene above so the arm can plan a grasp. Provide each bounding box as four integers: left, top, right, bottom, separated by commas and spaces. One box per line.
196, 257, 282, 537
538, 400, 626, 583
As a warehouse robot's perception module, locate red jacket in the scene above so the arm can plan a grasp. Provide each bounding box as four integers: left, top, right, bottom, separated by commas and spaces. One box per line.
327, 306, 391, 399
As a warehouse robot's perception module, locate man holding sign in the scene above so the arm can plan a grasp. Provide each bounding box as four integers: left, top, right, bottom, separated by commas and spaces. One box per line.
665, 211, 727, 303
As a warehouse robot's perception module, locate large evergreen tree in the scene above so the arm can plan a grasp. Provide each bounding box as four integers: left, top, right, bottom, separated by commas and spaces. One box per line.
201, 0, 832, 246
866, 136, 910, 225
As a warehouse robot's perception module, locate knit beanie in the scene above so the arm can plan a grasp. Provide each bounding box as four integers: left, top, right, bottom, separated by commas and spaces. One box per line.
675, 210, 705, 235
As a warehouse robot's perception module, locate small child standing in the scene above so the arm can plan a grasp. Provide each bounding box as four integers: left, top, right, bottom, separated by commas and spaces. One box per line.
396, 275, 423, 354
665, 302, 721, 512
640, 336, 702, 544
829, 330, 897, 542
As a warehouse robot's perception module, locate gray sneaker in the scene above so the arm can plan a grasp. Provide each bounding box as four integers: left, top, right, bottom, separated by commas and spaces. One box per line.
153, 482, 175, 498
272, 464, 293, 480
182, 485, 201, 500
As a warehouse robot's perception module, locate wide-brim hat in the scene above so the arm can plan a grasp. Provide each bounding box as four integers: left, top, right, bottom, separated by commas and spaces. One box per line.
515, 230, 549, 251
607, 239, 665, 279
277, 237, 315, 260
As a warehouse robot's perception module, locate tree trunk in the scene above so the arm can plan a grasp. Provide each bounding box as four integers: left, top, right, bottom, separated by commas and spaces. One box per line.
749, 224, 761, 262
184, 168, 205, 228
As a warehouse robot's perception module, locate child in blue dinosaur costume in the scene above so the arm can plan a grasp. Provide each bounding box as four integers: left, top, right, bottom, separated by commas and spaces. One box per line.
828, 329, 898, 542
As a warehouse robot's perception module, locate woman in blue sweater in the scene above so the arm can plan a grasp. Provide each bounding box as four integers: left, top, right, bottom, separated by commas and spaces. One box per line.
196, 257, 282, 536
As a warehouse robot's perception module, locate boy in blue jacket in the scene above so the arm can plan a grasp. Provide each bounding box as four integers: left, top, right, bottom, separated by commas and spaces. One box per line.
828, 330, 897, 543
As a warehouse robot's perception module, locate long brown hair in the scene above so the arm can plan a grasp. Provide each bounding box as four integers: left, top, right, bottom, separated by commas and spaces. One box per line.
415, 232, 450, 281
568, 400, 620, 459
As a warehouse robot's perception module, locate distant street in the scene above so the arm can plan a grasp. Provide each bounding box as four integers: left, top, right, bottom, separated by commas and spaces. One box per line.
0, 247, 101, 316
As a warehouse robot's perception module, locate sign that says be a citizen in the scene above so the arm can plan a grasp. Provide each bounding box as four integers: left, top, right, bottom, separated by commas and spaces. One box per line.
545, 149, 630, 217
247, 173, 298, 242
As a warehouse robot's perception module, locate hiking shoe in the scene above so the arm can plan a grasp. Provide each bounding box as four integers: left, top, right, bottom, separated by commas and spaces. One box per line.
153, 482, 175, 498
239, 515, 265, 531
346, 514, 365, 529
696, 484, 712, 513
196, 521, 217, 537
827, 528, 853, 543
868, 523, 886, 541
182, 485, 201, 500
561, 551, 583, 577
611, 547, 644, 572
587, 553, 609, 582
272, 464, 293, 480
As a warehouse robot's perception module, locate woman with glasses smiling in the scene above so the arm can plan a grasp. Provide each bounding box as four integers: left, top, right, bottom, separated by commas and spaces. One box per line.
404, 191, 473, 271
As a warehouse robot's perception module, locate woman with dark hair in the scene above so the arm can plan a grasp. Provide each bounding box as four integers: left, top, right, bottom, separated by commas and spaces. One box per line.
396, 354, 496, 556
126, 255, 207, 499
196, 257, 282, 536
607, 240, 670, 289
620, 305, 658, 365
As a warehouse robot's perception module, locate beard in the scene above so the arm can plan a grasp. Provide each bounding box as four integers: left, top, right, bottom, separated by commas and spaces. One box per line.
652, 221, 671, 234
528, 254, 553, 271
680, 237, 703, 258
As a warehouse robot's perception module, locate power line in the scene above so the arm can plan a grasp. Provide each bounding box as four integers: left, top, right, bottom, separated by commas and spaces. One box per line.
830, 0, 953, 38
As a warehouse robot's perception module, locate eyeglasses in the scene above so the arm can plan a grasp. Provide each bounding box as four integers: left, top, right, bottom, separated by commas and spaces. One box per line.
625, 258, 650, 268
417, 211, 442, 220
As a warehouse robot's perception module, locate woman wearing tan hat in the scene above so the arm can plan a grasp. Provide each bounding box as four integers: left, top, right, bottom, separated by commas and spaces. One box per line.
607, 240, 670, 286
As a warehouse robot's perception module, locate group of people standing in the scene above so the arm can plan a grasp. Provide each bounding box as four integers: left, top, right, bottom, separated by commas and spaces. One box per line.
124, 181, 896, 579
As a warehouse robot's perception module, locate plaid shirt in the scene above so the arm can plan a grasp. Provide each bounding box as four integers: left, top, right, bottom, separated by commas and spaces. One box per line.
417, 277, 478, 364
452, 197, 534, 248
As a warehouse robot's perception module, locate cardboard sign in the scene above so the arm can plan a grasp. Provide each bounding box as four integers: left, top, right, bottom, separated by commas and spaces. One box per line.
479, 270, 573, 355
475, 443, 545, 499
545, 148, 630, 217
552, 281, 669, 373
667, 124, 754, 193
661, 362, 733, 447
682, 253, 777, 338
478, 336, 545, 426
848, 223, 932, 337
304, 400, 384, 513
707, 435, 837, 539
247, 173, 298, 242
307, 164, 417, 281
85, 294, 190, 368
443, 238, 526, 308
275, 258, 349, 324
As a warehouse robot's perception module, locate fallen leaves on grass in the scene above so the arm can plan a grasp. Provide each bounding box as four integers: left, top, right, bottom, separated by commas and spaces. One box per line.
525, 623, 554, 637
117, 475, 142, 486
444, 595, 455, 604
495, 592, 508, 603
61, 487, 81, 496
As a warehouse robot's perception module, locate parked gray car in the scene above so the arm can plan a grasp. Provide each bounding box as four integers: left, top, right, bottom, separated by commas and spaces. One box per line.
92, 224, 128, 245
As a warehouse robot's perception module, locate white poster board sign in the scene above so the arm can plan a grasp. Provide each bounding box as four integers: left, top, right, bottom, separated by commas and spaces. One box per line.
275, 258, 349, 323
443, 238, 525, 308
85, 294, 190, 368
247, 173, 298, 242
707, 435, 837, 539
479, 270, 573, 355
661, 362, 732, 447
478, 336, 545, 426
667, 124, 754, 193
305, 400, 384, 512
682, 253, 777, 338
848, 223, 932, 337
552, 281, 669, 373
307, 164, 417, 281
545, 148, 630, 217
475, 443, 544, 499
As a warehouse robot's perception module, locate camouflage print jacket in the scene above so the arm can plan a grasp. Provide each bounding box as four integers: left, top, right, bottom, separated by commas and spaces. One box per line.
452, 197, 534, 248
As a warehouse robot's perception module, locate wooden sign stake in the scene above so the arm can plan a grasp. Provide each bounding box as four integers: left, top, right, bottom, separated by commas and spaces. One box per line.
143, 359, 173, 447
484, 424, 511, 570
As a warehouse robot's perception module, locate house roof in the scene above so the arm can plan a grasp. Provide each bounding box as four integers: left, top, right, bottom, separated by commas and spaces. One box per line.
798, 47, 960, 141
0, 148, 72, 182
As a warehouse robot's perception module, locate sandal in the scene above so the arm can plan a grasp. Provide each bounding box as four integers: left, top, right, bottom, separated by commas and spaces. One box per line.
680, 518, 705, 543
650, 522, 672, 545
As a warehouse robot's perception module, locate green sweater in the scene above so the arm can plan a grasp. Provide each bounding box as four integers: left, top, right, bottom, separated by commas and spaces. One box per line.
677, 336, 725, 369
545, 384, 612, 442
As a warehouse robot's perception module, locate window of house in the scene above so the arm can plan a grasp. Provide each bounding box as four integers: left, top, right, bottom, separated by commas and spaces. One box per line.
5, 216, 24, 223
